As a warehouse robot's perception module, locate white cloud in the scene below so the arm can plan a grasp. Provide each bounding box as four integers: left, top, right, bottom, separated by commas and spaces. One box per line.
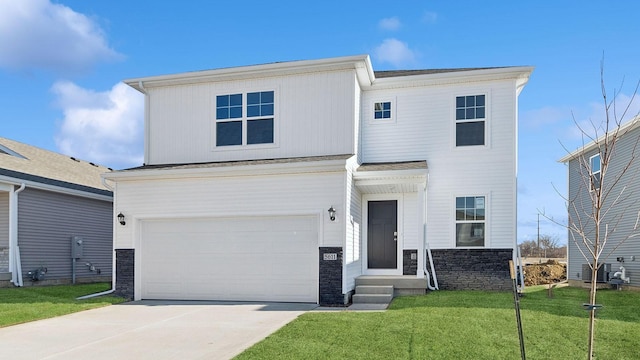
374, 38, 417, 68
378, 17, 401, 31
53, 81, 144, 169
0, 0, 121, 74
422, 11, 438, 24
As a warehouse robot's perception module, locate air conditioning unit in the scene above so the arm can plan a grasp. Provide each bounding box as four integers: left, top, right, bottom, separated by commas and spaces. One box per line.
582, 264, 611, 282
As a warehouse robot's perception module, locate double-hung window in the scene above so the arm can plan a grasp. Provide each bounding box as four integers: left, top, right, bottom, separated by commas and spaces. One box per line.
216, 91, 274, 147
455, 196, 485, 247
455, 95, 485, 146
590, 153, 601, 191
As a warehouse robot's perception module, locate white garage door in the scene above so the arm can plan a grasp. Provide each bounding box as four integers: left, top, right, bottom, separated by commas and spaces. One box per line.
140, 215, 318, 303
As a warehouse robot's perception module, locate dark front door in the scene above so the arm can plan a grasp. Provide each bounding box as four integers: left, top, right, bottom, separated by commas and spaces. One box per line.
367, 200, 398, 269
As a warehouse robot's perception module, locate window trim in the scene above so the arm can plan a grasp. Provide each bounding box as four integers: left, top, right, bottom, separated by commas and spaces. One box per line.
589, 153, 601, 191
212, 89, 279, 151
453, 92, 489, 148
454, 194, 488, 248
370, 98, 396, 124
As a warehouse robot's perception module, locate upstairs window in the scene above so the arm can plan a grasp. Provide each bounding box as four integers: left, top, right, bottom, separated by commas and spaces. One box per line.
216, 91, 274, 147
374, 101, 391, 119
455, 196, 485, 247
590, 153, 601, 191
456, 95, 485, 146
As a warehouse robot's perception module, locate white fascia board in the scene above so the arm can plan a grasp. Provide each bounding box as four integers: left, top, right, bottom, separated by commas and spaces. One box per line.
0, 175, 113, 202
103, 158, 350, 182
558, 115, 640, 163
124, 55, 373, 92
367, 66, 535, 90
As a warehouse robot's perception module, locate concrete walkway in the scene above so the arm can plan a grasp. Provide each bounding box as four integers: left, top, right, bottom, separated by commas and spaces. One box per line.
0, 300, 316, 360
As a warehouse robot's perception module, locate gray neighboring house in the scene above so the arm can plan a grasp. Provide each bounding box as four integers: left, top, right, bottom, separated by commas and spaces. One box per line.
559, 117, 640, 289
0, 137, 113, 287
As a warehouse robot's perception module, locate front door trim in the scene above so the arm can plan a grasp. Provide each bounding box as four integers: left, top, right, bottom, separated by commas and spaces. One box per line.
362, 193, 403, 275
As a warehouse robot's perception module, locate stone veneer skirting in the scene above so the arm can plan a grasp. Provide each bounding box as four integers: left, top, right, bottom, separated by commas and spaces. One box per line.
403, 249, 418, 275
431, 248, 512, 291
0, 247, 9, 272
115, 249, 135, 300
319, 247, 344, 305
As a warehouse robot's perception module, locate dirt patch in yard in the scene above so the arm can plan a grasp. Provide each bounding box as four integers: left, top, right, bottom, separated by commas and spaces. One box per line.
524, 260, 567, 286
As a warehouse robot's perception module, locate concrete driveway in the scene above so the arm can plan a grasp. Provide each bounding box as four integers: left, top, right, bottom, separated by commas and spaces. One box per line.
0, 300, 317, 360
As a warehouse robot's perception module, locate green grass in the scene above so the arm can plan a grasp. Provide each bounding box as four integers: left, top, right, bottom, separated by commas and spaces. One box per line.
235, 286, 640, 360
0, 283, 125, 327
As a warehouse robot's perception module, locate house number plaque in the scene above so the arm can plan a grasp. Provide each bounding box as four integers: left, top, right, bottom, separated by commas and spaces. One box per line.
323, 253, 338, 261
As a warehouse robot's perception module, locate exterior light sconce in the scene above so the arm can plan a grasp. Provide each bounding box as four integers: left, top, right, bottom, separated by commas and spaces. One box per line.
117, 212, 126, 226
328, 206, 336, 221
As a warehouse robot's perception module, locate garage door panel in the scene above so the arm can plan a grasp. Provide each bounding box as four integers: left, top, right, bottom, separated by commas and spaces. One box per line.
141, 216, 319, 302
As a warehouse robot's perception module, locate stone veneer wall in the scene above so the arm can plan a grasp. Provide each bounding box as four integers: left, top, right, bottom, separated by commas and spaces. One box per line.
403, 249, 418, 275
431, 249, 512, 290
319, 247, 344, 305
115, 249, 134, 300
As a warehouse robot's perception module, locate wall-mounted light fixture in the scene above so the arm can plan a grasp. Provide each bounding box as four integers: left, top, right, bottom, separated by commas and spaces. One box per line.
327, 206, 336, 221
117, 212, 126, 226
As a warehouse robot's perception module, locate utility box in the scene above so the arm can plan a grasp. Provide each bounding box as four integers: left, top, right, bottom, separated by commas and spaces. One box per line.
71, 236, 84, 259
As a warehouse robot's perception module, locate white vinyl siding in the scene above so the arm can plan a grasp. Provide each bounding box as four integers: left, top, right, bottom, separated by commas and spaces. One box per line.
344, 157, 362, 292
361, 79, 518, 249
146, 70, 357, 165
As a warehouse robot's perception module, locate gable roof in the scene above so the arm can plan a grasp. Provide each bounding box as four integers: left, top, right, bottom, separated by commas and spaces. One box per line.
558, 116, 640, 163
0, 137, 112, 196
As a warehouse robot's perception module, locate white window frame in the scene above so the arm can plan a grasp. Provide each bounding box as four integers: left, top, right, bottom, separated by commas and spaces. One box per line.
454, 195, 487, 248
589, 153, 601, 191
212, 89, 279, 151
453, 93, 489, 149
370, 97, 396, 124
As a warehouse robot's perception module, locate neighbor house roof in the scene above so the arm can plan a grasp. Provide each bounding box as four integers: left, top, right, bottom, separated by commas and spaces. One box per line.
0, 137, 112, 196
558, 115, 640, 163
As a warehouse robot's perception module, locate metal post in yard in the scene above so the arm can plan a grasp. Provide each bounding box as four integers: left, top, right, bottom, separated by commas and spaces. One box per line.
509, 260, 526, 360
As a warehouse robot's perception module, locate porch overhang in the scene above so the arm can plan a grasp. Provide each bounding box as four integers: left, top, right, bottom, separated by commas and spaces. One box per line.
354, 161, 427, 194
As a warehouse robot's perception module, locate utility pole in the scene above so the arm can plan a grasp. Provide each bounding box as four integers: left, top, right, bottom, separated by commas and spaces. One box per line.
537, 213, 540, 261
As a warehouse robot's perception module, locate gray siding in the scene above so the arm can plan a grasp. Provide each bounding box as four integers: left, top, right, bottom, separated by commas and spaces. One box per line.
0, 191, 8, 247
567, 125, 640, 287
17, 188, 113, 283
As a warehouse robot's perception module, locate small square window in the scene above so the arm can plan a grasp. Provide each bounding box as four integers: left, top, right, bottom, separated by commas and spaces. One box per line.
374, 101, 392, 120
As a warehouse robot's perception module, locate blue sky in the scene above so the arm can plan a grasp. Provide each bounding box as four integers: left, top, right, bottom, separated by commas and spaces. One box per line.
2, 0, 640, 244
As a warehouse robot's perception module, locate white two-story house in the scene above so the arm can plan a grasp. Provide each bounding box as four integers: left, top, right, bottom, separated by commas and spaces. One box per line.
104, 55, 532, 305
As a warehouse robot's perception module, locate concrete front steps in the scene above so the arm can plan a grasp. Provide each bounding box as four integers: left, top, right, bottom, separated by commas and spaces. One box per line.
352, 275, 427, 304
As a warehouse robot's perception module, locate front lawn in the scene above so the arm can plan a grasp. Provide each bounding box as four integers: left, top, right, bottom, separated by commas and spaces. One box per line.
235, 286, 640, 359
0, 283, 125, 327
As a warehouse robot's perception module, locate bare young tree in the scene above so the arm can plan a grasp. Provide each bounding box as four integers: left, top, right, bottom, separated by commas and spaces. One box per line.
559, 60, 640, 359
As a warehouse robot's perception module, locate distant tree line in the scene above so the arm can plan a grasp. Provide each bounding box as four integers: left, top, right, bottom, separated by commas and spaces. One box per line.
519, 235, 567, 258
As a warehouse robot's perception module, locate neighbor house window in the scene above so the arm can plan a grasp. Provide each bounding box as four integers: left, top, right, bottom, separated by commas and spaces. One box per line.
590, 153, 601, 191
456, 95, 485, 146
374, 101, 391, 119
456, 196, 485, 247
216, 91, 275, 147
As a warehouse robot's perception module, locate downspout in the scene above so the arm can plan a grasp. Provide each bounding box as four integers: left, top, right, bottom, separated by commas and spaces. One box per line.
77, 177, 117, 300
422, 176, 439, 290
9, 183, 25, 287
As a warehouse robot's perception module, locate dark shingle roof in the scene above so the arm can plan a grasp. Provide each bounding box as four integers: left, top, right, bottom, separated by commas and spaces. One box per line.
0, 137, 112, 194
374, 68, 506, 78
